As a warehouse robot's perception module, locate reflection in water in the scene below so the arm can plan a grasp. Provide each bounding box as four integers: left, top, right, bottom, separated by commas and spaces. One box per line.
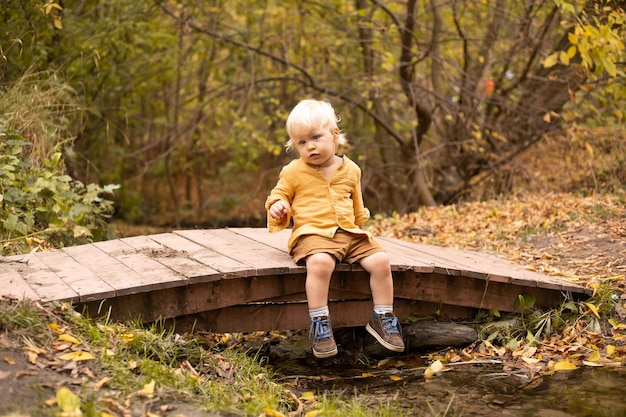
265, 333, 626, 417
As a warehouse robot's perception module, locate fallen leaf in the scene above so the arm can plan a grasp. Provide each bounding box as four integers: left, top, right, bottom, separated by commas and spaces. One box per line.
361, 372, 375, 378
58, 334, 81, 345
262, 408, 286, 417
522, 356, 540, 364
56, 387, 82, 416
137, 379, 156, 398
305, 409, 325, 417
588, 350, 601, 362
299, 392, 316, 401
3, 356, 15, 365
59, 351, 95, 361
584, 302, 600, 319
389, 375, 403, 381
554, 361, 577, 371
607, 345, 616, 356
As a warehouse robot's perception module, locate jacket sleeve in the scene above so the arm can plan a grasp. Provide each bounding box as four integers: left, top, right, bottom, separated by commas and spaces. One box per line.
351, 164, 370, 227
265, 168, 294, 233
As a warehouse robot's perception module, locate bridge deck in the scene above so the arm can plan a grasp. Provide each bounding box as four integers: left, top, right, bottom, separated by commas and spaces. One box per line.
0, 228, 591, 333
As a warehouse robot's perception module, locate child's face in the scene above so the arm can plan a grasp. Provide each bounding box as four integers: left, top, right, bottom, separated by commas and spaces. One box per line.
291, 126, 339, 167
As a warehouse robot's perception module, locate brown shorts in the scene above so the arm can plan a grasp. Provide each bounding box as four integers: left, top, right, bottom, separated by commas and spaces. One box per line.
292, 229, 384, 265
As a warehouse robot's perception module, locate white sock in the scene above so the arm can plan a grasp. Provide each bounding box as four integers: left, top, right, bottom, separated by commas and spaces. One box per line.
309, 306, 330, 320
373, 305, 394, 315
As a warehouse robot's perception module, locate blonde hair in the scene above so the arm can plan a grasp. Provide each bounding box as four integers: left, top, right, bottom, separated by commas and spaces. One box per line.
285, 99, 347, 151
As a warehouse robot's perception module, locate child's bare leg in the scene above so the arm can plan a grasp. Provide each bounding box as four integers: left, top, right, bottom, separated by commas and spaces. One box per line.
359, 251, 394, 305
304, 252, 336, 309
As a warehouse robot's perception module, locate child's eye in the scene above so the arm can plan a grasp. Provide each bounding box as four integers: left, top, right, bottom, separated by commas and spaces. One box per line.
298, 140, 306, 145
312, 135, 320, 140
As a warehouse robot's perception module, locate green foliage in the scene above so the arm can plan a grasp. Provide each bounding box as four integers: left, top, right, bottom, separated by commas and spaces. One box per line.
0, 133, 119, 255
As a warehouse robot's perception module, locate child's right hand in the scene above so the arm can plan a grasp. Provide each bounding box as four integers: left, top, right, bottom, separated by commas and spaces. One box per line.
269, 200, 291, 220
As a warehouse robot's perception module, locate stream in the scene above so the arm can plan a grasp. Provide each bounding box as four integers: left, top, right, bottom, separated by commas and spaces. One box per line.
258, 331, 626, 417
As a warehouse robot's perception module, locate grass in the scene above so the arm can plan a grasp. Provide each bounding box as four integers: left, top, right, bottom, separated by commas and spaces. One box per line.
1, 299, 460, 417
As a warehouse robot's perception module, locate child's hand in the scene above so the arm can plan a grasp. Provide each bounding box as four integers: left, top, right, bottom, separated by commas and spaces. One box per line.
269, 200, 291, 220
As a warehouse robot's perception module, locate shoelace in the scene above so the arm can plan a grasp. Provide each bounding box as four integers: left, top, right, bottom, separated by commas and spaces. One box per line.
381, 315, 402, 335
309, 317, 332, 340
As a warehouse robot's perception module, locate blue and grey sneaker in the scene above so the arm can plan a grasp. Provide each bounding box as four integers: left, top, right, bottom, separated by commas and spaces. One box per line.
365, 312, 405, 352
309, 316, 338, 358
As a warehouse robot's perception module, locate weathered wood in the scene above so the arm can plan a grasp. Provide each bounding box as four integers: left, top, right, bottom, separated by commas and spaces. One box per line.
63, 243, 159, 296
0, 269, 40, 301
0, 228, 592, 335
165, 299, 478, 333
7, 253, 79, 302
336, 320, 479, 356
120, 235, 222, 283
403, 320, 478, 348
34, 250, 116, 302
175, 229, 293, 275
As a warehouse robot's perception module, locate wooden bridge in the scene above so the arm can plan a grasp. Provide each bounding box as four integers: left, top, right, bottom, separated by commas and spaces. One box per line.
0, 228, 591, 333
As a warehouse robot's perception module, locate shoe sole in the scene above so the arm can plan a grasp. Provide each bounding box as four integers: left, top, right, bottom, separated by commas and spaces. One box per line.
313, 346, 338, 358
366, 323, 405, 352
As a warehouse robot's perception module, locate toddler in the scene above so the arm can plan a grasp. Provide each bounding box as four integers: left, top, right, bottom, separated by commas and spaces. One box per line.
265, 99, 404, 358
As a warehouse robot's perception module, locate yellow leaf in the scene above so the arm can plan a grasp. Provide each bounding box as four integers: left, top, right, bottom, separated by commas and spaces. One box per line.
48, 323, 61, 332
305, 409, 325, 417
56, 387, 82, 415
567, 45, 577, 58
543, 53, 559, 68
554, 361, 577, 371
100, 413, 116, 417
588, 350, 601, 362
361, 372, 375, 378
389, 375, 403, 381
58, 334, 81, 345
299, 391, 316, 401
137, 379, 156, 398
59, 351, 95, 361
584, 302, 600, 319
424, 367, 435, 379
607, 345, 616, 357
263, 408, 286, 417
429, 360, 443, 372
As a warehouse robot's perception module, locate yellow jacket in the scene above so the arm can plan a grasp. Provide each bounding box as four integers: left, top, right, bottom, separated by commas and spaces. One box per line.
265, 156, 371, 254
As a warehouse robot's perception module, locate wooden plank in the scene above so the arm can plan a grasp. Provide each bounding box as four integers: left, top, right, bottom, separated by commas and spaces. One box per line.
378, 237, 489, 278
78, 273, 309, 324
174, 229, 293, 276
165, 299, 477, 333
9, 254, 79, 302
34, 250, 116, 302
0, 269, 41, 301
135, 232, 248, 279
120, 235, 222, 284
93, 239, 188, 291
388, 238, 589, 294
63, 244, 170, 297
229, 227, 291, 253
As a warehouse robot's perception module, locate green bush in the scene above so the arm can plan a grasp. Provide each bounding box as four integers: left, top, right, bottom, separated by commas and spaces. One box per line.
0, 131, 119, 255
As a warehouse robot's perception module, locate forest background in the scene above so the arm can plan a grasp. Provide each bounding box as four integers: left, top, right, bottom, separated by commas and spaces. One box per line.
0, 0, 624, 255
